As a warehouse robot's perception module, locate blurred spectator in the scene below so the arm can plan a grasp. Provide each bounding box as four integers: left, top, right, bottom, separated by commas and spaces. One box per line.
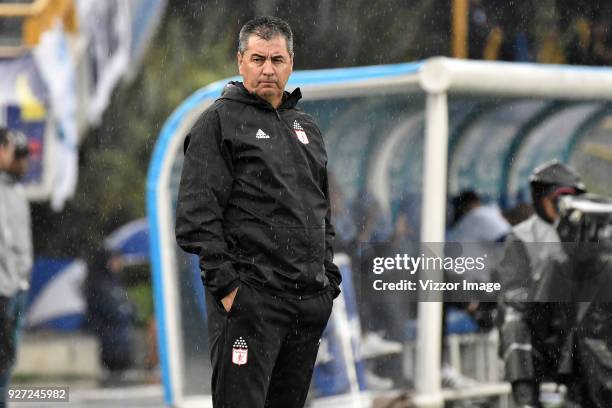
538, 26, 566, 64
327, 181, 404, 389
448, 190, 510, 242
482, 0, 535, 62
483, 25, 504, 60
591, 18, 612, 65
565, 15, 612, 66
566, 16, 596, 65
447, 190, 510, 320
364, 205, 422, 389
84, 247, 137, 383
352, 190, 393, 244
350, 191, 403, 389
328, 172, 357, 256
0, 131, 33, 402
495, 29, 532, 62
391, 195, 422, 245
468, 0, 491, 59
352, 191, 392, 302
6, 131, 33, 295
0, 127, 15, 406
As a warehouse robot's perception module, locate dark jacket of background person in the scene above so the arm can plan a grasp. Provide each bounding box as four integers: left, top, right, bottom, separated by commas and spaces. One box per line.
495, 215, 564, 403
175, 81, 341, 301
84, 249, 136, 371
495, 212, 612, 406
495, 214, 561, 376
498, 227, 612, 407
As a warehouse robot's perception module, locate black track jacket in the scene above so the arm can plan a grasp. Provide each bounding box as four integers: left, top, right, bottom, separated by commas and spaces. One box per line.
175, 81, 341, 301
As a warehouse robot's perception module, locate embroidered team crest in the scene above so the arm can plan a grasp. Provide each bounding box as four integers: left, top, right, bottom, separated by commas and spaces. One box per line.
256, 128, 269, 139
232, 337, 248, 365
293, 120, 309, 144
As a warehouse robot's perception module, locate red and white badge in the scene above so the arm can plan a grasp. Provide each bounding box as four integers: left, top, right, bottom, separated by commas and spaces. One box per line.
232, 337, 248, 365
293, 120, 309, 144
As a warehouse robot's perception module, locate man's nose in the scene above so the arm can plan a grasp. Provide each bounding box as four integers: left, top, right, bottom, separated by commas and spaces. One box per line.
262, 59, 274, 76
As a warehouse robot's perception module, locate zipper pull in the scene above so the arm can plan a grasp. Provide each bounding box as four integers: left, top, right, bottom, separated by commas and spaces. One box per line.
274, 110, 281, 121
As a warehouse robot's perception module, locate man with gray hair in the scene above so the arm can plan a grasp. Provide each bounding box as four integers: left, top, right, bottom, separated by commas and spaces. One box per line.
176, 16, 340, 407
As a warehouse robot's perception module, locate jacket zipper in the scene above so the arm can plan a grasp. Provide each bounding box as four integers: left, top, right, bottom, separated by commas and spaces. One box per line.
275, 109, 315, 278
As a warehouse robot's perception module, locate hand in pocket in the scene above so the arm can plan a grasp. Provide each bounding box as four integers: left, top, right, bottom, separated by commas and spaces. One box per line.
221, 286, 239, 312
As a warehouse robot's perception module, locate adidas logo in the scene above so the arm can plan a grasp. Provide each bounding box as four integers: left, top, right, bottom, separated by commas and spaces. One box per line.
256, 129, 270, 139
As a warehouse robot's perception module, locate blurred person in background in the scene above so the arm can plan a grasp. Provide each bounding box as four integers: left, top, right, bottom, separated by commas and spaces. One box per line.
84, 247, 137, 385
352, 189, 395, 361
448, 190, 510, 243
565, 16, 594, 65
0, 131, 32, 402
565, 14, 612, 66
0, 127, 16, 407
468, 0, 491, 59
496, 161, 587, 408
441, 190, 511, 387
352, 190, 393, 245
5, 133, 32, 303
535, 192, 612, 407
328, 172, 357, 257
590, 17, 612, 65
366, 201, 423, 390
446, 189, 508, 318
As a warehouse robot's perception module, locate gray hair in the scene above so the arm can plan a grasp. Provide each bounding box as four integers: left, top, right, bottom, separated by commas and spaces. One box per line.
238, 16, 294, 56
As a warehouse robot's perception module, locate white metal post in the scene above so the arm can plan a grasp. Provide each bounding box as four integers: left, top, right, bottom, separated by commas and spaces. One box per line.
415, 91, 449, 408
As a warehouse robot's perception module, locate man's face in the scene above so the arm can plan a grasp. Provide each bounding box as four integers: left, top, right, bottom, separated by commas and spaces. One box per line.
237, 35, 293, 108
107, 255, 124, 274
542, 195, 559, 221
0, 142, 15, 171
8, 156, 28, 180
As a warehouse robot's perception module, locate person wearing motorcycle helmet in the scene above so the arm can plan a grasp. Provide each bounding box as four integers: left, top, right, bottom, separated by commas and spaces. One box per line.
529, 160, 586, 225
495, 160, 586, 408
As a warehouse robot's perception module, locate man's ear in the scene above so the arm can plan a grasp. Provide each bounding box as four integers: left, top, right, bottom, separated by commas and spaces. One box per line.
237, 52, 243, 75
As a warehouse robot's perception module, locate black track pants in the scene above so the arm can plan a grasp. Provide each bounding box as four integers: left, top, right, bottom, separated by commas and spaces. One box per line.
205, 282, 333, 408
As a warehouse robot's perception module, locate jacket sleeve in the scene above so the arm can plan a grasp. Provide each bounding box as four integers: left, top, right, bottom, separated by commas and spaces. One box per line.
322, 170, 342, 298
175, 110, 239, 300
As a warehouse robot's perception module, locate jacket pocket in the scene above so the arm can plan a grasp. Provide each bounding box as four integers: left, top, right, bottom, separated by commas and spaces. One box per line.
226, 283, 244, 318
309, 226, 326, 263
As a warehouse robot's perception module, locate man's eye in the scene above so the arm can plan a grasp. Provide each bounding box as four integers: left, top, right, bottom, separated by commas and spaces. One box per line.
253, 57, 264, 63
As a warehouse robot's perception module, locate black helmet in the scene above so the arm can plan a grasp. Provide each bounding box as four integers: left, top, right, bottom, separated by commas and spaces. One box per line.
529, 160, 586, 192
529, 160, 586, 223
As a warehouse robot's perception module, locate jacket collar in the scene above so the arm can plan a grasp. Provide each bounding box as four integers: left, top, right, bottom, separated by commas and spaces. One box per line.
220, 81, 301, 110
